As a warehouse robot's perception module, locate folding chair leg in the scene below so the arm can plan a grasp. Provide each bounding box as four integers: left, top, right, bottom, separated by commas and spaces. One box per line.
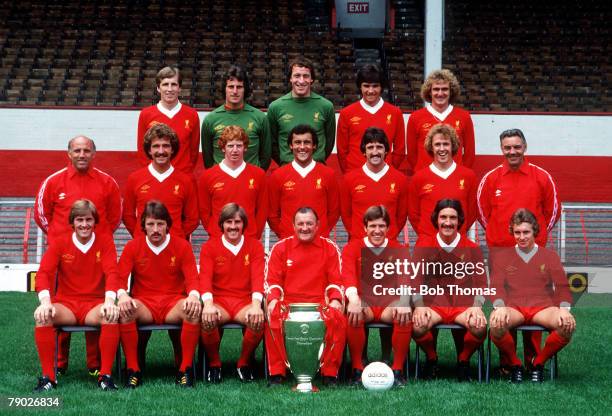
485, 335, 491, 383
414, 346, 420, 380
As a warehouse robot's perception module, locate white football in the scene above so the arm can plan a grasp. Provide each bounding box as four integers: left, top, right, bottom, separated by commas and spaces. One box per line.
361, 361, 394, 391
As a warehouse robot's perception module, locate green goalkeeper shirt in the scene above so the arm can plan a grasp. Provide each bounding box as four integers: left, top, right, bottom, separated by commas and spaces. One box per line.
266, 92, 336, 165
201, 103, 271, 170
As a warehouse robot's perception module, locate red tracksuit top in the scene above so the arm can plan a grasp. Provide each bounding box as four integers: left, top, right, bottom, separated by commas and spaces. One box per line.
35, 164, 122, 243
199, 236, 265, 299
197, 163, 267, 239
408, 163, 478, 242
477, 159, 561, 247
337, 100, 406, 173
340, 165, 409, 241
116, 235, 199, 298
137, 103, 201, 174
123, 165, 199, 239
406, 106, 475, 174
267, 161, 339, 239
35, 232, 119, 300
265, 236, 343, 304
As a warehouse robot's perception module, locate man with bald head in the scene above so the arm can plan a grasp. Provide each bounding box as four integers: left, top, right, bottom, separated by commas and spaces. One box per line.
34, 134, 122, 377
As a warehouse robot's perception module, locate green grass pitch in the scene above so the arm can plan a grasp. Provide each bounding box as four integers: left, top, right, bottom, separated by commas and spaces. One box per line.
1, 292, 611, 415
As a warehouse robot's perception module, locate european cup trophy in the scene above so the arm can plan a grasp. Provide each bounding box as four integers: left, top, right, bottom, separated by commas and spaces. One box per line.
284, 303, 326, 392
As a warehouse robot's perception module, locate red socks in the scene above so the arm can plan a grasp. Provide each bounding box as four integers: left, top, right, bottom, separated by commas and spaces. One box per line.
85, 331, 101, 369
179, 321, 200, 372
34, 326, 57, 382
458, 330, 485, 362
414, 331, 438, 361
237, 328, 264, 368
56, 331, 70, 369
99, 324, 119, 375
391, 322, 412, 371
346, 323, 366, 370
491, 331, 522, 366
120, 322, 140, 372
201, 328, 222, 367
533, 331, 569, 367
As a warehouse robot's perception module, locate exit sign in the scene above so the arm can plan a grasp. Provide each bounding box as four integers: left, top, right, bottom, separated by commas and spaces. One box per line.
347, 2, 369, 13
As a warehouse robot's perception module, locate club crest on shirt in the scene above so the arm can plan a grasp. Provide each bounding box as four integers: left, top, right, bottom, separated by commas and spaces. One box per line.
459, 179, 465, 190
423, 183, 434, 193
213, 182, 224, 191
96, 251, 101, 263
139, 184, 150, 194
247, 121, 254, 131
350, 116, 361, 125
389, 183, 396, 194
286, 259, 293, 267
313, 112, 320, 122
244, 254, 250, 266
214, 124, 226, 132
62, 253, 75, 263
423, 123, 432, 129
455, 120, 460, 129
505, 265, 518, 275
173, 185, 180, 195
495, 189, 502, 197
58, 192, 66, 200
354, 184, 366, 193
281, 114, 294, 122
249, 178, 255, 189
184, 119, 191, 130
283, 180, 296, 191
137, 258, 149, 267
540, 264, 546, 274
386, 114, 392, 125
316, 178, 322, 189
215, 256, 226, 266
170, 256, 176, 267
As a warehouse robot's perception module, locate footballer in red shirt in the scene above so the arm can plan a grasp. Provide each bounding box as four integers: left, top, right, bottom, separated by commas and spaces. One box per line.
199, 203, 265, 383
117, 201, 202, 388
406, 69, 475, 174
411, 199, 487, 381
124, 123, 199, 240
267, 124, 339, 239
337, 64, 405, 173
198, 125, 267, 240
342, 205, 412, 386
408, 124, 477, 243
264, 207, 346, 387
137, 66, 200, 174
340, 127, 409, 241
33, 200, 121, 391
489, 208, 575, 383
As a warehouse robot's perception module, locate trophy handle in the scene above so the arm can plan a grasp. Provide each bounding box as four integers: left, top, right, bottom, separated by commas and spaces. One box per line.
324, 284, 345, 310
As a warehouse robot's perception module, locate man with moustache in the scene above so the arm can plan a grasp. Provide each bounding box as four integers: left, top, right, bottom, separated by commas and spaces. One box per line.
267, 124, 339, 239
411, 199, 487, 381
199, 203, 265, 383
266, 57, 335, 165
201, 65, 271, 170
137, 66, 200, 174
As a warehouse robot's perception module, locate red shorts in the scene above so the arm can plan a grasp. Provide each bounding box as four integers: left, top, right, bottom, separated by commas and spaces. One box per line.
431, 306, 466, 325
137, 295, 184, 324
55, 296, 102, 325
215, 296, 251, 318
370, 306, 385, 322
509, 305, 548, 324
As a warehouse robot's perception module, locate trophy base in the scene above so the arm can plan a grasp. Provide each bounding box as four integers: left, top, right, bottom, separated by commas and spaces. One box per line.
292, 382, 319, 393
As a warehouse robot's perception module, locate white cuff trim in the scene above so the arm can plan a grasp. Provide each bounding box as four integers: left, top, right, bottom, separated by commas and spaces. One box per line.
105, 291, 117, 301
38, 290, 50, 302
201, 292, 213, 302
188, 290, 200, 299
252, 292, 263, 302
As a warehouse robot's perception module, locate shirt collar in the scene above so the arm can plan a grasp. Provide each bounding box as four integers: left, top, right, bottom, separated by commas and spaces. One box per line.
219, 160, 247, 178
291, 160, 316, 178
222, 235, 244, 256
429, 161, 457, 179
364, 236, 388, 255
502, 158, 530, 175
515, 243, 539, 263
67, 163, 95, 178
426, 103, 454, 121
72, 232, 95, 254
146, 234, 171, 255
362, 163, 389, 182
437, 232, 461, 252
148, 163, 174, 182
156, 101, 182, 118
290, 235, 322, 248
359, 98, 384, 114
